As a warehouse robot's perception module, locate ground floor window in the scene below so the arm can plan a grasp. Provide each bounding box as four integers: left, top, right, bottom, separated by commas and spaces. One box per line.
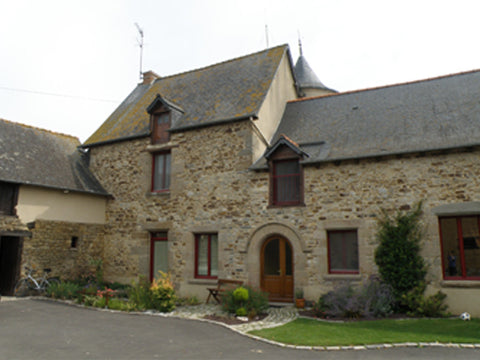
195, 234, 218, 279
327, 230, 359, 274
150, 232, 168, 281
439, 216, 480, 280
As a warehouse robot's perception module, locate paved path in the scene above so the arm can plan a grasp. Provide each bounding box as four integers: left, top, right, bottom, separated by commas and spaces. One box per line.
1, 298, 479, 359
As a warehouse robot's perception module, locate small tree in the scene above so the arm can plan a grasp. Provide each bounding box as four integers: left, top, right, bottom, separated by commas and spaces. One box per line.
374, 202, 426, 303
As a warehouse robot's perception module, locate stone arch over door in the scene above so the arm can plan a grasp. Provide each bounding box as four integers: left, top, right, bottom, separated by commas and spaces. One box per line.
244, 223, 307, 291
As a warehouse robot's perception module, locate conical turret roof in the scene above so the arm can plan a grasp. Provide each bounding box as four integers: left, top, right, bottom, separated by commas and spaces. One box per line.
294, 55, 330, 90
294, 41, 336, 95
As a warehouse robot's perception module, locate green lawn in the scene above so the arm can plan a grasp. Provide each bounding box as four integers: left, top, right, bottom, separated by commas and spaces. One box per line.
249, 318, 480, 346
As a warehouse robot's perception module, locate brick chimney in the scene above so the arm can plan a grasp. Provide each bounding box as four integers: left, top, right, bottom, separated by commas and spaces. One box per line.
142, 70, 160, 85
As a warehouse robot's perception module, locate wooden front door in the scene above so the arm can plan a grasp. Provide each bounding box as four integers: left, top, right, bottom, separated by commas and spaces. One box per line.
260, 236, 294, 302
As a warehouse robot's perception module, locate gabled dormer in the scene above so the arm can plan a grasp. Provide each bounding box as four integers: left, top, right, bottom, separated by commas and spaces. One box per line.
147, 94, 184, 145
265, 135, 309, 207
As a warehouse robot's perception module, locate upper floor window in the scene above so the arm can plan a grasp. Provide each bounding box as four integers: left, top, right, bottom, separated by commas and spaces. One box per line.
271, 159, 302, 206
327, 230, 359, 274
152, 112, 170, 144
0, 181, 18, 216
439, 216, 480, 280
152, 151, 171, 192
195, 233, 218, 279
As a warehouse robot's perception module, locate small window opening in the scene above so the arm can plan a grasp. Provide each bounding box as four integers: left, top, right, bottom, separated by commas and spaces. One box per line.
71, 236, 79, 249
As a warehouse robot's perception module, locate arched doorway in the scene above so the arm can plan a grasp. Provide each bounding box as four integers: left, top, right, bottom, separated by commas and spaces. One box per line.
260, 236, 293, 302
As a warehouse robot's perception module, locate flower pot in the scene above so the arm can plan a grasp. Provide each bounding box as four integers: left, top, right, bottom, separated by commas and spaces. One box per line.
295, 298, 305, 309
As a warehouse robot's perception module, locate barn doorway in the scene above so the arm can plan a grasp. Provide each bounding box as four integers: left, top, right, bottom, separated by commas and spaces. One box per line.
0, 236, 23, 295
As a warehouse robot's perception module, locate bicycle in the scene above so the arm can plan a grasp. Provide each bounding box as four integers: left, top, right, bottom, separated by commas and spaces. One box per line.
14, 267, 60, 297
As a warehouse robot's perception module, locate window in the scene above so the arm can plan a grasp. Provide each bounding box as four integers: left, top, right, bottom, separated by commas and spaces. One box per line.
70, 236, 78, 249
439, 216, 480, 280
271, 159, 302, 206
150, 232, 168, 281
0, 181, 18, 216
152, 112, 170, 144
195, 234, 218, 279
152, 151, 171, 192
327, 230, 359, 274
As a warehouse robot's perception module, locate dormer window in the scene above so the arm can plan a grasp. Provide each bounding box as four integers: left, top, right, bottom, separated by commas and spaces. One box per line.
272, 158, 302, 206
152, 111, 170, 144
265, 135, 307, 207
147, 94, 183, 145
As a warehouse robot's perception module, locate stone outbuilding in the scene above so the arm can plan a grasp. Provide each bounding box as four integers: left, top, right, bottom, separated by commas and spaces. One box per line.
0, 119, 109, 295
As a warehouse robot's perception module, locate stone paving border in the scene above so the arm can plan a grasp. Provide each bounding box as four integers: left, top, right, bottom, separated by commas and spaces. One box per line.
2, 296, 479, 351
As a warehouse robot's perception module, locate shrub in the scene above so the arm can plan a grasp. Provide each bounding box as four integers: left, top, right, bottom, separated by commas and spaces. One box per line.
317, 277, 395, 319
400, 282, 448, 317
82, 295, 97, 306
362, 276, 395, 318
222, 285, 269, 317
127, 276, 154, 311
89, 257, 104, 285
233, 287, 249, 302
374, 202, 427, 304
150, 272, 177, 312
107, 298, 133, 311
127, 273, 177, 312
46, 281, 82, 300
236, 307, 248, 317
313, 296, 327, 318
93, 296, 106, 308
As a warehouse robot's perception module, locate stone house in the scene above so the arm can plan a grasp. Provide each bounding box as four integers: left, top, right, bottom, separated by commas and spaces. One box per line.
80, 43, 480, 315
0, 119, 108, 295
6, 44, 480, 316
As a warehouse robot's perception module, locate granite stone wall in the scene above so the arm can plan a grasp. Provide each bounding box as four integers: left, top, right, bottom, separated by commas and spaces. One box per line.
21, 220, 105, 280
89, 121, 480, 314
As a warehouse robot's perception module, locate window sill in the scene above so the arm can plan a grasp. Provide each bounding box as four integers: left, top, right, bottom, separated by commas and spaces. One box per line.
147, 190, 171, 198
440, 280, 480, 288
323, 274, 362, 281
268, 203, 306, 209
145, 143, 177, 153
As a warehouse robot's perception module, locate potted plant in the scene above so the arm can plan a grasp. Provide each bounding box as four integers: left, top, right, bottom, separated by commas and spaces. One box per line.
295, 288, 305, 309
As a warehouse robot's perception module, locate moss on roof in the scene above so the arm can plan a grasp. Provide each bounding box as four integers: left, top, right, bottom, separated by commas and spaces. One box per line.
84, 45, 289, 146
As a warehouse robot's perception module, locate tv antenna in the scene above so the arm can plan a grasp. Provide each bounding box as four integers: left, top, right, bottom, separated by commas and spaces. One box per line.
265, 24, 269, 48
135, 23, 144, 80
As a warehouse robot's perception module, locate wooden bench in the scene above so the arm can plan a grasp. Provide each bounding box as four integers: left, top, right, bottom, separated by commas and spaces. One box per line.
206, 279, 243, 304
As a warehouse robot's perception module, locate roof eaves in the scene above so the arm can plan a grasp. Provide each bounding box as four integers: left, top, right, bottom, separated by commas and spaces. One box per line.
0, 178, 111, 198
81, 132, 150, 149
304, 142, 480, 165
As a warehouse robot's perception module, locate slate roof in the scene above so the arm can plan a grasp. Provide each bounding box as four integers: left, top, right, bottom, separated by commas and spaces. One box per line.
0, 119, 109, 195
253, 69, 480, 169
84, 44, 292, 146
294, 55, 335, 92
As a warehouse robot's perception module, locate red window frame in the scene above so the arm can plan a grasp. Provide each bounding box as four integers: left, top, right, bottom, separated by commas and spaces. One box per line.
439, 215, 480, 280
151, 151, 171, 192
150, 232, 168, 281
327, 230, 359, 274
271, 159, 302, 206
194, 234, 218, 279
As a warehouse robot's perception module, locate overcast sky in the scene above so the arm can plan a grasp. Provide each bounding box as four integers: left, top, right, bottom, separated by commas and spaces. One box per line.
1, 0, 479, 142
